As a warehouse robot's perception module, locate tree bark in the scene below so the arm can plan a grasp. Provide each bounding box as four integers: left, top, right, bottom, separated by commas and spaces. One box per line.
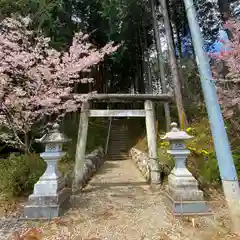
150, 0, 171, 130
143, 24, 153, 93
159, 0, 188, 128
138, 23, 146, 93
24, 132, 30, 153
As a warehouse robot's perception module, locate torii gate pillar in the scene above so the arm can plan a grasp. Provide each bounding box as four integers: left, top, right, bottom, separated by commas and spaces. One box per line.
144, 100, 161, 184
73, 101, 89, 191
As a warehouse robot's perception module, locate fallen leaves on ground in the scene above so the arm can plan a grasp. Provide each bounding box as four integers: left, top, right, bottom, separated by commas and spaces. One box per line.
12, 228, 42, 240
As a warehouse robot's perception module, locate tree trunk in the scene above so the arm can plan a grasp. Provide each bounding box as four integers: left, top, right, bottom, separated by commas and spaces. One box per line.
167, 1, 185, 95
24, 132, 30, 154
159, 0, 188, 128
137, 24, 146, 93
143, 24, 153, 94
150, 0, 171, 130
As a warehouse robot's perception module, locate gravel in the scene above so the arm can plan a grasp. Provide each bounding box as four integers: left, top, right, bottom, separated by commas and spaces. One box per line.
0, 159, 237, 240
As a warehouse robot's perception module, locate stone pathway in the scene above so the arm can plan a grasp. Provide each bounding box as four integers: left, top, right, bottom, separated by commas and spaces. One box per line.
0, 158, 238, 240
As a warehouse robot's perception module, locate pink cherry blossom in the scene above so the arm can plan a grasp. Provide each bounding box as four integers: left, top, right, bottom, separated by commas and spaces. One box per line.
0, 16, 119, 150
210, 20, 240, 120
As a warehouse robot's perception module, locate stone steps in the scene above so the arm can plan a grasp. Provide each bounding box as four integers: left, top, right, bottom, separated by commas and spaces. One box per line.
109, 137, 128, 140
107, 155, 128, 159
108, 145, 128, 148
107, 152, 129, 156
109, 138, 128, 141
107, 152, 128, 156
107, 154, 128, 158
106, 156, 128, 160
109, 143, 128, 146
106, 122, 129, 161
108, 145, 128, 149
109, 140, 128, 143
109, 140, 128, 142
108, 151, 128, 155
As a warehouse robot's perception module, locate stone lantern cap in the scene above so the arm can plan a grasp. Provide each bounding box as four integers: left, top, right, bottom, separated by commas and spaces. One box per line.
36, 123, 70, 144
161, 122, 193, 141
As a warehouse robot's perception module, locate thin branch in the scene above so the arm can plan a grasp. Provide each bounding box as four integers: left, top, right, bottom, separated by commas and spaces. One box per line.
2, 104, 26, 148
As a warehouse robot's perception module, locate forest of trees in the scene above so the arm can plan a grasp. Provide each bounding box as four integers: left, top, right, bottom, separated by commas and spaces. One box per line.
0, 0, 239, 151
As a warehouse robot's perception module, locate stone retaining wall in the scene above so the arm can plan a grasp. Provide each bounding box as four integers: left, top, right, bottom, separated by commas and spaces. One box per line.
65, 147, 104, 191
129, 147, 150, 182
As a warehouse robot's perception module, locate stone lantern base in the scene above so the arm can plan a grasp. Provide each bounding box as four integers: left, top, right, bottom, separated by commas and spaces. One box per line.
165, 171, 211, 215
24, 176, 71, 220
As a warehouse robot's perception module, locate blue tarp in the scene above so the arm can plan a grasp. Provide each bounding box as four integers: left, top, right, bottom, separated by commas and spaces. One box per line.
179, 29, 231, 57
208, 29, 231, 54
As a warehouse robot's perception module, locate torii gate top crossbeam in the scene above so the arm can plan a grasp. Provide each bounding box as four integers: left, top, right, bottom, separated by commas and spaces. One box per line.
89, 93, 173, 102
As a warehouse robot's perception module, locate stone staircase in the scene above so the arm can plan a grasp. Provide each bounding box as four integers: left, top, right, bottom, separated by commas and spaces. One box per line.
106, 120, 130, 161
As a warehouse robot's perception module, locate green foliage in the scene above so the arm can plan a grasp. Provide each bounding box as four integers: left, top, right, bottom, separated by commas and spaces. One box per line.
0, 115, 108, 198
184, 121, 220, 188
128, 111, 233, 188
0, 153, 46, 197
157, 141, 175, 177
180, 58, 206, 119
74, 0, 154, 92
185, 120, 240, 188
0, 0, 75, 49
233, 150, 240, 176
197, 153, 221, 186
87, 119, 108, 153
62, 114, 108, 161
132, 117, 240, 189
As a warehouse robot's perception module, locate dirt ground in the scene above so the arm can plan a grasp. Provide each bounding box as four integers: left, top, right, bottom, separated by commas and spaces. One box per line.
1, 159, 240, 240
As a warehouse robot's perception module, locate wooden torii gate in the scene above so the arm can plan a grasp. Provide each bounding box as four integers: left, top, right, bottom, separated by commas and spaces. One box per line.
74, 93, 173, 190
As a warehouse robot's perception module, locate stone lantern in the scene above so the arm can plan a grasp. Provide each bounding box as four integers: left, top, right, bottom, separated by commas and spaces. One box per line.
161, 122, 210, 215
24, 123, 71, 219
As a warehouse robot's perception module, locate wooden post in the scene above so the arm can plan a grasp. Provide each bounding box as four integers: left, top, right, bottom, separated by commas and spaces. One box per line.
74, 101, 89, 191
144, 100, 161, 184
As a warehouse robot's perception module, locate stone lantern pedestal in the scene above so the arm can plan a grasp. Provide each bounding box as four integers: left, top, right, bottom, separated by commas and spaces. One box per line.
162, 123, 211, 215
24, 123, 71, 219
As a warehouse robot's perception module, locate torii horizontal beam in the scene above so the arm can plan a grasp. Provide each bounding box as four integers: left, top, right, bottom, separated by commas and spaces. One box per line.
89, 109, 146, 117
89, 93, 173, 102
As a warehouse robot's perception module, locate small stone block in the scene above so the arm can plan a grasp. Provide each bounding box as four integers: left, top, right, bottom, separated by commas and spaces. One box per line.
165, 192, 211, 216
167, 186, 204, 201
168, 174, 199, 189
24, 188, 70, 219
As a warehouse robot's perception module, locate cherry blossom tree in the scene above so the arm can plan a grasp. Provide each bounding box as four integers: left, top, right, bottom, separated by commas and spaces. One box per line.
210, 20, 240, 121
0, 16, 119, 151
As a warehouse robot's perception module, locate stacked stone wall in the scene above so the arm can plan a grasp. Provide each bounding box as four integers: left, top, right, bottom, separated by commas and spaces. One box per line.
129, 147, 150, 181
66, 147, 105, 190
